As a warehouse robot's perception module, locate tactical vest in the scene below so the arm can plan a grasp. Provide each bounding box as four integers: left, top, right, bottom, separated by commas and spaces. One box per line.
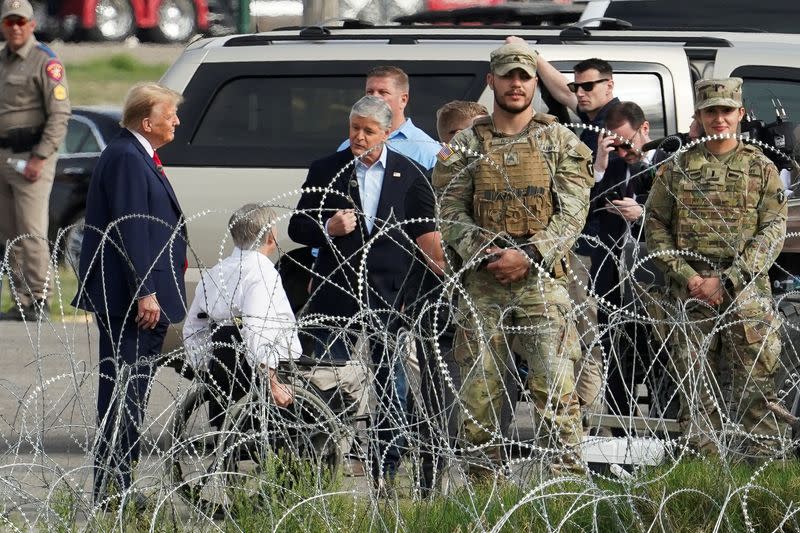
673, 144, 763, 262
471, 114, 555, 239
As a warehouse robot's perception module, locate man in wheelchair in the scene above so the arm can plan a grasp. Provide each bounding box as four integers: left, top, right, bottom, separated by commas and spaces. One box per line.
182, 203, 369, 431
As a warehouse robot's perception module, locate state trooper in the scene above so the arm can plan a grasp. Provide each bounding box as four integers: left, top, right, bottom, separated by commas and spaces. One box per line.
0, 0, 71, 321
645, 78, 787, 458
432, 42, 594, 476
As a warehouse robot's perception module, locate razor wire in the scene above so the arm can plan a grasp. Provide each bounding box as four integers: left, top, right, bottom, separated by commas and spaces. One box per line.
0, 124, 798, 530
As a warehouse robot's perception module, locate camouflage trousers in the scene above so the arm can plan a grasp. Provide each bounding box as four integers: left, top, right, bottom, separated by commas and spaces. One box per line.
669, 286, 783, 456
454, 267, 583, 464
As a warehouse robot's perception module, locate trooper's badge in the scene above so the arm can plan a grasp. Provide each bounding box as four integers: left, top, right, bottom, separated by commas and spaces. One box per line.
53, 84, 67, 101
503, 151, 519, 166
45, 60, 63, 82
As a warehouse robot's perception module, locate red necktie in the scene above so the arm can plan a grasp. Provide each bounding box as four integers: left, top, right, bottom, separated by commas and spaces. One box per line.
153, 151, 165, 175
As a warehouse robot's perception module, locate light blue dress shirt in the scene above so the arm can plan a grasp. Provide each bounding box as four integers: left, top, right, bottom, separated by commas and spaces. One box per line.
354, 145, 388, 233
338, 117, 439, 170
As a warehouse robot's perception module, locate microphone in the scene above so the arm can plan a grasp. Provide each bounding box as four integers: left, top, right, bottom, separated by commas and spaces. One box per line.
641, 133, 691, 153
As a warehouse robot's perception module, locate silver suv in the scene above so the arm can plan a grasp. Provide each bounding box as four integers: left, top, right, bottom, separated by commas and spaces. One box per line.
157, 22, 800, 404
159, 24, 800, 267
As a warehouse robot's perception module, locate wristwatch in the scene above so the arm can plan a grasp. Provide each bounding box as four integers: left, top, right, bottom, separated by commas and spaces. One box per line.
723, 277, 736, 294
521, 244, 541, 263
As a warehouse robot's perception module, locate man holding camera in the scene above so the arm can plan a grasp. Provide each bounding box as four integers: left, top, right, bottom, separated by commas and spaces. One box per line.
0, 0, 70, 321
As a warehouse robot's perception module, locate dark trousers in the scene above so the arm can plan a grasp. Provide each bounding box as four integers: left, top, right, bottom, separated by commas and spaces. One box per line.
415, 327, 458, 493
94, 316, 167, 501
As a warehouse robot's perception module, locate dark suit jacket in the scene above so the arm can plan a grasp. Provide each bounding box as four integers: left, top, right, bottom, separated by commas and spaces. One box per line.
73, 129, 187, 322
592, 148, 667, 247
288, 148, 423, 320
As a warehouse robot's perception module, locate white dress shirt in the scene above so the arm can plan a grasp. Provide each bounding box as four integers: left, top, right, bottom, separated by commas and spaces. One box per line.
182, 247, 302, 370
128, 128, 155, 158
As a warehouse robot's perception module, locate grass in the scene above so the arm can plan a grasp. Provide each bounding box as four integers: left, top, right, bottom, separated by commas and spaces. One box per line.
0, 263, 88, 323
16, 456, 800, 530
206, 457, 800, 532
64, 53, 172, 105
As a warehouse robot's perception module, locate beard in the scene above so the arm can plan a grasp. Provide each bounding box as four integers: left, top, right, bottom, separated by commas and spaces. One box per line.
494, 90, 533, 114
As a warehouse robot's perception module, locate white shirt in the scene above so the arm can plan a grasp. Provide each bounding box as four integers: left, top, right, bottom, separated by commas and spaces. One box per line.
182, 248, 302, 371
354, 145, 387, 233
128, 128, 155, 157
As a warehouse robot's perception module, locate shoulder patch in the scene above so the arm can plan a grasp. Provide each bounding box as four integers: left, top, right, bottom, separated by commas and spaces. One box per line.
36, 43, 57, 59
45, 60, 64, 82
53, 84, 67, 101
437, 143, 455, 162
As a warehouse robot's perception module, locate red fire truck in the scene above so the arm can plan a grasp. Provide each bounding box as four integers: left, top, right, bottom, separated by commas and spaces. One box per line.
36, 0, 208, 43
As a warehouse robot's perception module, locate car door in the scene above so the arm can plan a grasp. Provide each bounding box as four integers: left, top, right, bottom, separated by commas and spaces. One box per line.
713, 47, 800, 255
49, 113, 105, 243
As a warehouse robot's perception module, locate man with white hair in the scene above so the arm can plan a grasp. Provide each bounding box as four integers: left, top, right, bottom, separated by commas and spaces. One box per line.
183, 203, 368, 426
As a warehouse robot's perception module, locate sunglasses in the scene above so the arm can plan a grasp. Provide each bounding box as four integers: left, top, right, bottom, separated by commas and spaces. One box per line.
2, 17, 29, 27
567, 78, 609, 93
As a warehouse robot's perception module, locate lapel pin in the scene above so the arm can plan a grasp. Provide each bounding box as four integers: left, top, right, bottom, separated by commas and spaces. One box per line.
392, 172, 401, 178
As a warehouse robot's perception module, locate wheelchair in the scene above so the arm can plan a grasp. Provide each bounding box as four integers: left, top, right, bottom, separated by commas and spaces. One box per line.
164, 324, 358, 514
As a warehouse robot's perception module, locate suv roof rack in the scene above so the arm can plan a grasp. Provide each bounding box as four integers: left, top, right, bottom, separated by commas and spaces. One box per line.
223, 28, 732, 48
394, 4, 583, 26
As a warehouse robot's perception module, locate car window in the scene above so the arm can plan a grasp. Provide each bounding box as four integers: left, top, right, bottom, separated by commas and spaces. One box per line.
732, 67, 800, 161
161, 61, 488, 168
741, 79, 800, 130
61, 116, 101, 154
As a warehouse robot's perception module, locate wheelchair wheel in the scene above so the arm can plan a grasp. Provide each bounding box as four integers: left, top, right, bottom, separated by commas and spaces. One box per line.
165, 379, 345, 514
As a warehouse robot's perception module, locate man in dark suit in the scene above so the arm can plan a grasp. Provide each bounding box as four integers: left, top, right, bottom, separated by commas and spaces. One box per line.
72, 83, 186, 507
289, 95, 424, 491
593, 101, 669, 416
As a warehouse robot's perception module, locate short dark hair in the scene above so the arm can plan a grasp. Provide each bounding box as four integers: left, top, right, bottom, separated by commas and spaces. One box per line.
605, 101, 646, 131
573, 58, 613, 78
366, 66, 409, 92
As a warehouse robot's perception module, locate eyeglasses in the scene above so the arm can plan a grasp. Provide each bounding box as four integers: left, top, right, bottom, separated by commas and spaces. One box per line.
2, 17, 29, 28
612, 128, 641, 152
567, 78, 609, 93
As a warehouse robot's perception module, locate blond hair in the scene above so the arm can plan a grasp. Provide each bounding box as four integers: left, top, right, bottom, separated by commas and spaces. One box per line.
436, 100, 488, 142
120, 83, 183, 130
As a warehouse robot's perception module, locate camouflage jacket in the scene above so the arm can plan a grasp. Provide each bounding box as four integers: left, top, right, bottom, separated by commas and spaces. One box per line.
432, 113, 593, 272
645, 142, 787, 292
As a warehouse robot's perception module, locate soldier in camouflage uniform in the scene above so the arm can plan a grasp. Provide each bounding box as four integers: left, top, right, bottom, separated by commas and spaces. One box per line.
432, 42, 594, 474
645, 78, 787, 457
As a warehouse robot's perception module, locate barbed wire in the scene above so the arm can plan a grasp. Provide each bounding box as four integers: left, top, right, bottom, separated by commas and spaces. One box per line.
0, 124, 799, 530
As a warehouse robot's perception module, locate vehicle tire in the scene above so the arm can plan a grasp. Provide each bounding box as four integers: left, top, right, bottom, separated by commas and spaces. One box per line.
143, 0, 197, 43
86, 0, 135, 41
774, 297, 800, 438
